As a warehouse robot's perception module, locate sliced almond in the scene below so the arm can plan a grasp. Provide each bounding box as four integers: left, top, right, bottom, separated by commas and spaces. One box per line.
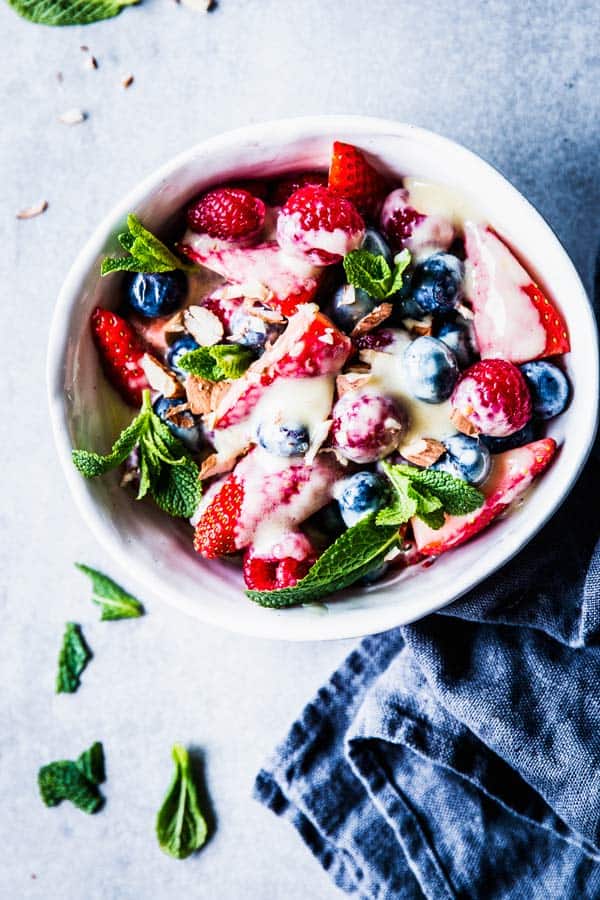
164, 402, 197, 430
58, 108, 87, 125
163, 310, 186, 338
450, 408, 480, 436
16, 200, 48, 220
209, 379, 232, 413
84, 55, 99, 70
185, 375, 214, 415
336, 371, 372, 397
122, 73, 134, 88
401, 437, 446, 467
242, 298, 286, 324
183, 305, 224, 346
141, 354, 185, 398
401, 315, 433, 336
199, 448, 248, 480
351, 302, 393, 338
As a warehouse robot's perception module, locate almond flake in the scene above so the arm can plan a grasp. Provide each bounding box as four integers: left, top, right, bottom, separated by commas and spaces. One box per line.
163, 311, 186, 337
16, 200, 48, 220
84, 55, 99, 70
351, 302, 393, 338
58, 108, 87, 125
336, 371, 372, 397
181, 0, 214, 10
208, 380, 232, 413
401, 315, 433, 337
164, 402, 197, 429
401, 437, 446, 467
122, 74, 134, 89
450, 408, 480, 436
185, 375, 214, 415
199, 448, 248, 480
141, 354, 184, 398
242, 298, 286, 324
183, 305, 224, 346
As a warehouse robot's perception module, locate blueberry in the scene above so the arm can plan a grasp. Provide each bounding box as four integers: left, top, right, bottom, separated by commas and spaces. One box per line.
126, 271, 187, 319
335, 471, 391, 528
327, 283, 377, 332
230, 308, 285, 352
403, 336, 459, 403
433, 434, 490, 485
480, 420, 538, 454
257, 421, 310, 457
519, 361, 570, 420
153, 396, 203, 452
409, 252, 463, 314
437, 318, 475, 369
166, 335, 200, 377
361, 227, 393, 265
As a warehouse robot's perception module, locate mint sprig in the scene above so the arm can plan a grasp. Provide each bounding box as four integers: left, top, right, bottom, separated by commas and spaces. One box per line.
343, 248, 411, 300
101, 215, 190, 277
76, 564, 144, 621
38, 742, 105, 814
178, 344, 254, 382
247, 515, 400, 608
56, 622, 92, 694
72, 390, 201, 519
7, 0, 138, 26
377, 461, 484, 530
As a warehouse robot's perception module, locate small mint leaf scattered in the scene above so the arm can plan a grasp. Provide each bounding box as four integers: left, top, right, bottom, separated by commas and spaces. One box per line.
101, 214, 190, 277
7, 0, 138, 26
56, 623, 92, 694
343, 248, 411, 300
156, 745, 209, 860
76, 564, 144, 621
76, 742, 106, 785
38, 743, 105, 814
178, 344, 254, 382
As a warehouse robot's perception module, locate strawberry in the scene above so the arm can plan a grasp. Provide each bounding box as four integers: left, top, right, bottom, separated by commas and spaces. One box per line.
194, 450, 343, 558
179, 238, 320, 316
464, 223, 570, 362
452, 359, 532, 437
276, 184, 365, 265
412, 438, 556, 556
243, 532, 318, 590
91, 307, 149, 407
186, 188, 265, 245
269, 172, 328, 207
328, 141, 389, 217
213, 303, 352, 429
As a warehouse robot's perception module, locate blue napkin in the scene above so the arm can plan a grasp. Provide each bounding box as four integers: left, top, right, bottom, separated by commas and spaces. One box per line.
255, 460, 600, 899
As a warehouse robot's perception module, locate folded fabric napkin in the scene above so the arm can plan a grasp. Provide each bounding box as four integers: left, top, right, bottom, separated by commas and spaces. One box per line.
255, 458, 600, 899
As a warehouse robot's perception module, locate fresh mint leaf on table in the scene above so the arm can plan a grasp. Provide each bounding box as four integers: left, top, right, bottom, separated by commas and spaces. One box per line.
72, 390, 201, 519
38, 742, 105, 814
7, 0, 138, 25
248, 464, 484, 608
101, 215, 191, 277
76, 564, 144, 620
56, 622, 92, 693
178, 344, 254, 381
156, 745, 208, 860
343, 248, 411, 300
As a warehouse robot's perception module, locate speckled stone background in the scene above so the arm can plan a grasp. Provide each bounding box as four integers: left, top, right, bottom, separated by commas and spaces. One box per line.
1, 1, 598, 898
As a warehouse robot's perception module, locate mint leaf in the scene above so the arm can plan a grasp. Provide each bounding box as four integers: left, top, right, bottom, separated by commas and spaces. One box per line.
56, 623, 92, 694
72, 391, 201, 519
7, 0, 138, 25
343, 248, 411, 300
38, 743, 105, 814
76, 742, 106, 785
178, 344, 254, 381
379, 462, 484, 531
101, 214, 189, 277
396, 465, 484, 516
247, 515, 400, 607
409, 483, 445, 530
156, 745, 208, 860
76, 564, 144, 621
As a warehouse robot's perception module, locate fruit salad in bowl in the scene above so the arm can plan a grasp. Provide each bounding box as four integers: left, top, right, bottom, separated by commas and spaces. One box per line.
68, 138, 573, 610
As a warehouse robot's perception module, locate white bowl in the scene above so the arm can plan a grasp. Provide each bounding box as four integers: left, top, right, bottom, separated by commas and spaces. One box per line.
47, 116, 598, 641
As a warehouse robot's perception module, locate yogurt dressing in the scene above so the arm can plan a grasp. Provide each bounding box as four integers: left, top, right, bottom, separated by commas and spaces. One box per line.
404, 178, 482, 228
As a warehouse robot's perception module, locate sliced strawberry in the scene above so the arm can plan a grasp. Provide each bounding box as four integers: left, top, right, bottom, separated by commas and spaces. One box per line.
243, 532, 318, 590
186, 188, 265, 245
194, 450, 343, 557
269, 172, 328, 207
328, 141, 389, 217
464, 223, 570, 363
213, 303, 352, 429
179, 237, 320, 316
412, 438, 556, 555
91, 307, 149, 407
276, 184, 365, 265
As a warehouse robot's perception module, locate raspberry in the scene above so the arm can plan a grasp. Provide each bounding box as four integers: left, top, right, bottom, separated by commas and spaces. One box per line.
451, 359, 533, 437
269, 172, 328, 207
277, 185, 365, 265
332, 391, 407, 464
242, 533, 317, 590
186, 188, 265, 244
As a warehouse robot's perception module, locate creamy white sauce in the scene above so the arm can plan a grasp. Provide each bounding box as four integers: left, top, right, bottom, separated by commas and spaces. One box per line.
404, 178, 482, 228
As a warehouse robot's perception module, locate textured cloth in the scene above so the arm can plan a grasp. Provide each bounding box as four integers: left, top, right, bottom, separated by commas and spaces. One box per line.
255, 460, 600, 899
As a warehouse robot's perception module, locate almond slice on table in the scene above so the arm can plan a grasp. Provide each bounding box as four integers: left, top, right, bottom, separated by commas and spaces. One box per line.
401, 438, 446, 467
16, 200, 48, 219
58, 108, 87, 125
183, 306, 224, 346
140, 354, 185, 399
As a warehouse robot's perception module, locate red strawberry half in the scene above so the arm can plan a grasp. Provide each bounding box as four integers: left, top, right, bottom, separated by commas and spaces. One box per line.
276, 184, 365, 265
464, 223, 570, 362
328, 141, 389, 217
187, 188, 266, 246
213, 303, 352, 429
243, 532, 318, 590
91, 307, 149, 407
193, 475, 244, 559
412, 438, 557, 556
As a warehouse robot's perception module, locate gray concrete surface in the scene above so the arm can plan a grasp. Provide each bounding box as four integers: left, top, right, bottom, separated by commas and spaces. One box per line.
1, 1, 598, 898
